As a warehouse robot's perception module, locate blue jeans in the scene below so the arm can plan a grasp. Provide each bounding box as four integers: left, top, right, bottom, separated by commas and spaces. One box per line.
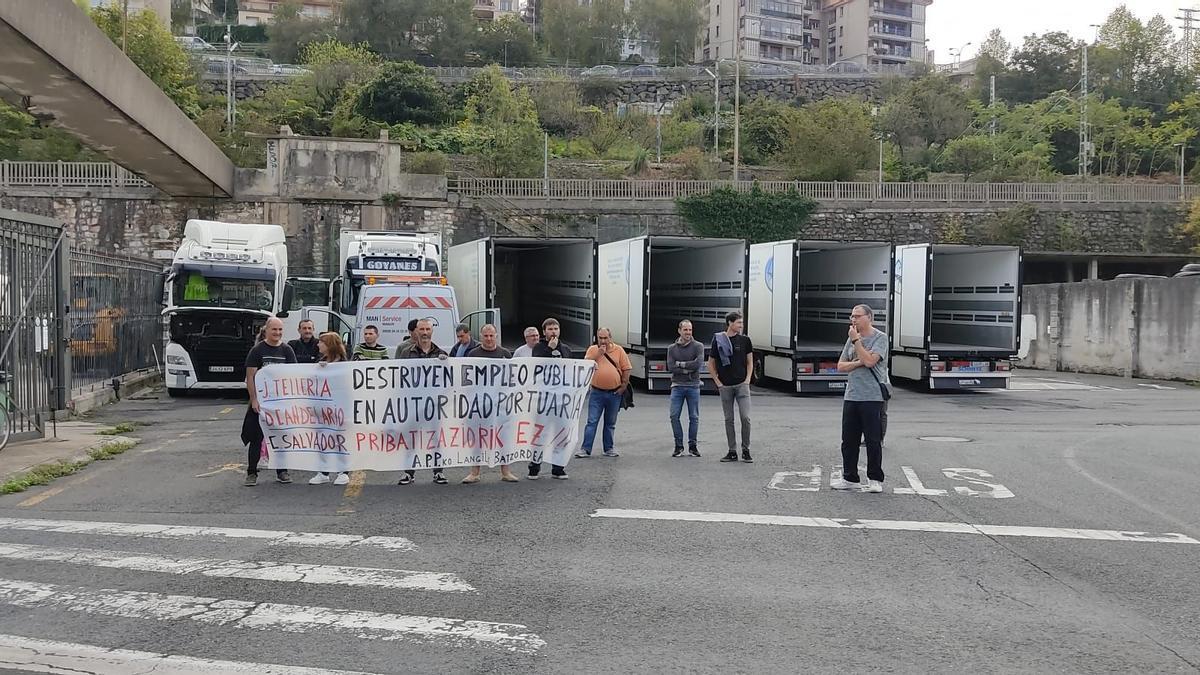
581, 389, 623, 454
669, 386, 700, 447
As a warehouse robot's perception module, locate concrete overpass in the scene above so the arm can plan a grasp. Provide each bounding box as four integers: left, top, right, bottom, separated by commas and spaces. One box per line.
0, 0, 233, 196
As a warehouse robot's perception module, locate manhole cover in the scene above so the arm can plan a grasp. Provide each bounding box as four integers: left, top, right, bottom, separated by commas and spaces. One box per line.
918, 436, 972, 443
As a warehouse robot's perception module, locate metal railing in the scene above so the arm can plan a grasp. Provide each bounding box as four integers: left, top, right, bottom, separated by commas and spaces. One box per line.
68, 249, 163, 394
0, 161, 153, 190
449, 178, 1200, 204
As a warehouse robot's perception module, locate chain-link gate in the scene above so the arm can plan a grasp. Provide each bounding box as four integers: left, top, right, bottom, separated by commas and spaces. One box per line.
0, 209, 67, 443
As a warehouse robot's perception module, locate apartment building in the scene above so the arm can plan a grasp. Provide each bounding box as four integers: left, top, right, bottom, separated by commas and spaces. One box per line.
472, 0, 519, 21
88, 0, 171, 28
237, 0, 339, 25
696, 0, 929, 67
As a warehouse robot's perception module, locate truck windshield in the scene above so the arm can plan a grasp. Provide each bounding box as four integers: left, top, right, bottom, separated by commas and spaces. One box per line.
172, 272, 273, 311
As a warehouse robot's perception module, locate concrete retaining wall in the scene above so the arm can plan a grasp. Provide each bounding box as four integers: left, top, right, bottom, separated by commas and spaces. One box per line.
1021, 278, 1200, 381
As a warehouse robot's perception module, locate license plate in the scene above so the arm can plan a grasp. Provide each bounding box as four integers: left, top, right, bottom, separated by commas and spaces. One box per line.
208, 366, 235, 373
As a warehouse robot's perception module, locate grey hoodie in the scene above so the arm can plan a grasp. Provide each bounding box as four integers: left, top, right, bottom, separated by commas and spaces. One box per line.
667, 339, 705, 387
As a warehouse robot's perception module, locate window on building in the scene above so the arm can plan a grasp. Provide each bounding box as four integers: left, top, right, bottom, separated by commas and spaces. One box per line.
716, 25, 720, 37
838, 25, 843, 37
838, 45, 843, 56
716, 3, 719, 13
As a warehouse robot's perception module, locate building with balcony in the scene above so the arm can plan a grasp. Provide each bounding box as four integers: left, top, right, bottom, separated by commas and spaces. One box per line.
694, 0, 929, 68
472, 0, 519, 21
88, 0, 171, 28
237, 0, 340, 26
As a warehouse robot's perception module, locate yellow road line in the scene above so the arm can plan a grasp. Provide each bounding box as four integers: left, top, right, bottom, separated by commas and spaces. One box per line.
219, 407, 234, 415
337, 471, 367, 515
195, 463, 244, 478
18, 471, 101, 508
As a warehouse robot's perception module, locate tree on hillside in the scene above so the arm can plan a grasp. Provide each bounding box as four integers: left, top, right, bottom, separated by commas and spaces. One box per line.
267, 1, 337, 64
89, 5, 200, 116
542, 0, 626, 66
978, 28, 1012, 64
476, 15, 541, 67
780, 98, 874, 181
212, 0, 239, 22
339, 0, 430, 60
1002, 31, 1082, 104
422, 0, 481, 65
630, 0, 703, 66
461, 66, 543, 177
352, 62, 451, 126
300, 40, 383, 112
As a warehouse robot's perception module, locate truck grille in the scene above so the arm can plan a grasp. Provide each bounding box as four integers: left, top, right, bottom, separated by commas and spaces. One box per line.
188, 337, 253, 382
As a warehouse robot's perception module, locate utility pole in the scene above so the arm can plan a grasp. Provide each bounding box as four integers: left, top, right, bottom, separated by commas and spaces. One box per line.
989, 75, 997, 138
734, 18, 742, 182
122, 0, 129, 53
1078, 44, 1089, 179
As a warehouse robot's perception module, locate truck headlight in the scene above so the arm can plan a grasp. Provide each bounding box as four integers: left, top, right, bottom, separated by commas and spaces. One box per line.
166, 355, 187, 365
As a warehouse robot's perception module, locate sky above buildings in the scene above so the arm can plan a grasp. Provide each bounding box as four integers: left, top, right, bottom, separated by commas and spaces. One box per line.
926, 0, 1197, 62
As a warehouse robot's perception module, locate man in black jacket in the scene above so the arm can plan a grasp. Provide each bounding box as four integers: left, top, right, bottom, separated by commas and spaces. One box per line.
287, 319, 320, 364
528, 317, 573, 480
397, 319, 449, 486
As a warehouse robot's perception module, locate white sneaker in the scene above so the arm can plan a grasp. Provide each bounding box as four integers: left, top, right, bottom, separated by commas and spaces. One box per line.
308, 473, 331, 485
865, 480, 884, 493
333, 472, 350, 486
830, 477, 863, 491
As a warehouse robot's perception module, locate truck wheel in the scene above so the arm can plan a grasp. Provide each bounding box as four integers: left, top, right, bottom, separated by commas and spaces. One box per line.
753, 353, 765, 383
167, 387, 187, 398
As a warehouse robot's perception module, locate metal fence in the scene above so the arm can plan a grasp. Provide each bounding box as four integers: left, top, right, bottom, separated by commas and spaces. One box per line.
0, 209, 163, 443
449, 177, 1200, 204
68, 249, 163, 393
0, 209, 67, 443
0, 160, 152, 190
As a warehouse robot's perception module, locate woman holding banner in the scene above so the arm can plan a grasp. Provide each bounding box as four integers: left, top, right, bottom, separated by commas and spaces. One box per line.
308, 333, 351, 486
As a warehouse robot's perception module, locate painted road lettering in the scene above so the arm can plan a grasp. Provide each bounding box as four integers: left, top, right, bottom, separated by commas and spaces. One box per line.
769, 466, 1013, 498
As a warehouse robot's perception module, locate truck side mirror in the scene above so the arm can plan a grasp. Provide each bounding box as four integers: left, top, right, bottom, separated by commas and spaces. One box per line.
277, 282, 295, 318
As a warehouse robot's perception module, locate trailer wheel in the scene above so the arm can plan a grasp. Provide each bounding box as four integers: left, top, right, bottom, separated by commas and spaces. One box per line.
753, 353, 765, 384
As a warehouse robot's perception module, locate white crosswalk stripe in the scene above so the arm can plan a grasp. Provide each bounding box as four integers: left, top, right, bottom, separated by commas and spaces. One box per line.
0, 633, 383, 675
0, 541, 475, 592
0, 516, 418, 551
0, 515, 547, 659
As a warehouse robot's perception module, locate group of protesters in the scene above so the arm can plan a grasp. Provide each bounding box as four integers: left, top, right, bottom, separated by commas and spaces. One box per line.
241, 303, 891, 494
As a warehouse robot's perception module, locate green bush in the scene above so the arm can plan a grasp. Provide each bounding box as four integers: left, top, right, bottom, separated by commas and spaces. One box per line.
627, 148, 651, 176
984, 203, 1038, 246
661, 119, 706, 154
405, 151, 449, 175
677, 185, 818, 243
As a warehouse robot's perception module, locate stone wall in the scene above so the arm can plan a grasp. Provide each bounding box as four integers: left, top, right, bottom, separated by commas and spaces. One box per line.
1, 193, 1191, 277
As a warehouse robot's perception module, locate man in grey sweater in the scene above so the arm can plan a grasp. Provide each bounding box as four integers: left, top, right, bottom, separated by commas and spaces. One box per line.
667, 320, 704, 457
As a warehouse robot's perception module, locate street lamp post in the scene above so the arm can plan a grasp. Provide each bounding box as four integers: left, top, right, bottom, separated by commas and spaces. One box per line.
224, 28, 239, 132
703, 67, 719, 159
1177, 142, 1187, 201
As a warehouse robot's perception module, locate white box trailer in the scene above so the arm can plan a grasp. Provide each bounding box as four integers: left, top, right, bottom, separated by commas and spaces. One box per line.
597, 236, 748, 391
892, 244, 1022, 390
447, 237, 597, 350
748, 240, 893, 393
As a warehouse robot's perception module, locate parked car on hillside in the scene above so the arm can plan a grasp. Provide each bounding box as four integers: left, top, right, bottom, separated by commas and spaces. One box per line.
175, 36, 215, 51
826, 60, 866, 74
621, 65, 657, 78
582, 65, 619, 78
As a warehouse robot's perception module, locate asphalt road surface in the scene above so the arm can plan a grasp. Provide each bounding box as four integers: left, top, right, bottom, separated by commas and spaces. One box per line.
0, 371, 1197, 674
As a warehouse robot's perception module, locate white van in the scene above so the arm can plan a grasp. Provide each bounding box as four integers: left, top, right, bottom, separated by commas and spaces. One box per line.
354, 283, 499, 354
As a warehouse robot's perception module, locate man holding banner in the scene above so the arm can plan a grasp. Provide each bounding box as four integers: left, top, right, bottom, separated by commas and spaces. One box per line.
462, 324, 518, 484
398, 318, 450, 486
528, 317, 573, 480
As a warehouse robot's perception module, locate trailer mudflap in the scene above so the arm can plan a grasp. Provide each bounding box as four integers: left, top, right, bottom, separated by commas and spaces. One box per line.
928, 374, 1011, 390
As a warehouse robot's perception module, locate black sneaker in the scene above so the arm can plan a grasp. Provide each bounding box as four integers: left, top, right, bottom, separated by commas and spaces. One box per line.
276, 471, 293, 484
397, 474, 413, 485
432, 473, 448, 485
243, 473, 257, 487
720, 452, 739, 462
741, 451, 753, 463
689, 444, 701, 457
672, 447, 684, 457
551, 472, 569, 480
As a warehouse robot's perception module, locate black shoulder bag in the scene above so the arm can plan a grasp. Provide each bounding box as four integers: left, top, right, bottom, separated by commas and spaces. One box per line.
602, 351, 635, 409
866, 358, 891, 401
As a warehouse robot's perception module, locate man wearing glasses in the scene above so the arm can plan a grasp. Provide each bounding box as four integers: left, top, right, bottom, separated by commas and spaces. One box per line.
831, 304, 891, 494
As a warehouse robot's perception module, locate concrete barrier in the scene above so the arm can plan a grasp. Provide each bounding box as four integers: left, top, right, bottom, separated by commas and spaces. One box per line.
1021, 277, 1200, 381
64, 369, 163, 418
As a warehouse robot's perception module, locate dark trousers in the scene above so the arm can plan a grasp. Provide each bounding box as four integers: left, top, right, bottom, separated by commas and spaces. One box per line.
246, 442, 286, 478
527, 462, 566, 476
840, 400, 885, 483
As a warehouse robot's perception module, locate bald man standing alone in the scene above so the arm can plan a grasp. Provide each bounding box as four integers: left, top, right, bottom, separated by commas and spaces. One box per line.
242, 317, 297, 487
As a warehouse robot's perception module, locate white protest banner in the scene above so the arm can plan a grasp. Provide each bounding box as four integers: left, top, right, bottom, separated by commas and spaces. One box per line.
256, 358, 596, 473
